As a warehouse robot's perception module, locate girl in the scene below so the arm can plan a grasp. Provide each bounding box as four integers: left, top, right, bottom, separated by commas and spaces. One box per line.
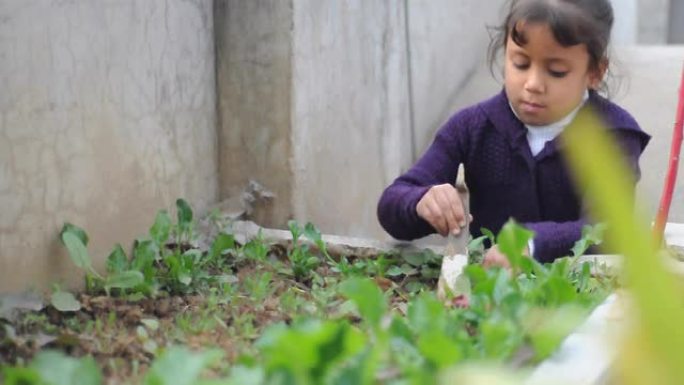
377, 0, 650, 266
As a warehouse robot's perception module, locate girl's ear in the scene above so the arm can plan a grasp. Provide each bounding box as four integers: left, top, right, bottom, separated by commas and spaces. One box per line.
589, 58, 609, 89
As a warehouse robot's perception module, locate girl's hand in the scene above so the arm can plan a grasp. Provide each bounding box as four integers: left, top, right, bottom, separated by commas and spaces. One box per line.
482, 245, 530, 269
416, 184, 467, 236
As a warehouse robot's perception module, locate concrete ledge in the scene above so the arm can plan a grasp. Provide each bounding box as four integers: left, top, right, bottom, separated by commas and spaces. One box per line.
526, 294, 624, 385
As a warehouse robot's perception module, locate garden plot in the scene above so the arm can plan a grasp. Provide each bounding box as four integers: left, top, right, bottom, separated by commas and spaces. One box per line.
0, 200, 645, 385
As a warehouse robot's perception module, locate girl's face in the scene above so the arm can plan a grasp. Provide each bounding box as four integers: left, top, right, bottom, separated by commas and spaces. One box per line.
504, 22, 604, 126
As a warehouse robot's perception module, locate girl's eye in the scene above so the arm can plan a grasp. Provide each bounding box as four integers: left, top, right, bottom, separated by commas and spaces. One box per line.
513, 62, 529, 70
549, 70, 568, 78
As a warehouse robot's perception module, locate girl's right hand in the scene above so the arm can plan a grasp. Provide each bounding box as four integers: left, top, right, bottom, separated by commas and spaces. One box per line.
416, 184, 467, 237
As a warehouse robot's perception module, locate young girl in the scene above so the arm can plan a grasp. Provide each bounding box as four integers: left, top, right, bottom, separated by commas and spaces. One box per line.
377, 0, 650, 266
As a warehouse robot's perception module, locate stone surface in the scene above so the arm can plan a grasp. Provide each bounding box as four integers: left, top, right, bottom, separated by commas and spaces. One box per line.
0, 0, 218, 292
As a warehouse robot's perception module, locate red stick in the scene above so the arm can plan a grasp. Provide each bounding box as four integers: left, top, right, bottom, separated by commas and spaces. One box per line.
653, 64, 684, 245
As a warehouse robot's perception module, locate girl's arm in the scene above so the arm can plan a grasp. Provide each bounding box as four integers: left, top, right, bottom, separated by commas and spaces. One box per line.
525, 129, 648, 262
377, 115, 469, 240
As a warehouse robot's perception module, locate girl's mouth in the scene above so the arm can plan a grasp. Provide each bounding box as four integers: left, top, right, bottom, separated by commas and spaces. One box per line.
520, 101, 545, 114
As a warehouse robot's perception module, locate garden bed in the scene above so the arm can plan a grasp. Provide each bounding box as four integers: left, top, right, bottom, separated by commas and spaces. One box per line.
0, 201, 625, 384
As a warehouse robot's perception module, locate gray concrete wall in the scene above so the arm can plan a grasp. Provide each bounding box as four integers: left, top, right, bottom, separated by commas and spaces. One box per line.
638, 0, 672, 43
290, 0, 507, 238
0, 0, 218, 292
613, 46, 684, 221
669, 0, 684, 43
217, 0, 501, 239
612, 0, 638, 44
408, 0, 505, 158
214, 0, 294, 228
290, 1, 412, 238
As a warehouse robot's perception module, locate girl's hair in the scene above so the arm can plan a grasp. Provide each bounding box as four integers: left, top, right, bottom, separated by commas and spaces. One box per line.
488, 0, 614, 84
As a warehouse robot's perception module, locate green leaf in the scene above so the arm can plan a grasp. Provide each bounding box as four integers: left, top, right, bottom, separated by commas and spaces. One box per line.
179, 273, 192, 286
402, 252, 428, 267
496, 219, 534, 268
304, 222, 328, 256
388, 316, 413, 342
141, 318, 160, 331
210, 233, 235, 261
386, 265, 404, 277
143, 346, 223, 385
242, 234, 269, 261
571, 223, 607, 257
417, 331, 462, 368
132, 240, 158, 270
492, 269, 513, 305
176, 199, 193, 229
544, 275, 577, 306
50, 291, 81, 312
467, 235, 488, 253
328, 348, 376, 385
30, 351, 102, 385
464, 264, 488, 286
408, 293, 446, 333
61, 232, 93, 271
577, 262, 591, 292
224, 366, 265, 385
105, 271, 144, 291
481, 228, 497, 244
339, 278, 386, 330
106, 244, 128, 274
150, 210, 172, 247
1, 366, 43, 385
303, 222, 322, 243
288, 220, 302, 243
527, 306, 586, 361
182, 249, 203, 264
257, 320, 366, 384
60, 223, 89, 246
480, 317, 519, 359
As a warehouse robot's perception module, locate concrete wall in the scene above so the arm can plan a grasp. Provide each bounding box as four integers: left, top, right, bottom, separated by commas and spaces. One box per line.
638, 0, 671, 43
612, 0, 638, 44
291, 0, 506, 238
407, 0, 505, 158
0, 0, 218, 292
290, 1, 412, 238
214, 0, 294, 228
614, 46, 684, 221
670, 0, 684, 43
217, 0, 502, 239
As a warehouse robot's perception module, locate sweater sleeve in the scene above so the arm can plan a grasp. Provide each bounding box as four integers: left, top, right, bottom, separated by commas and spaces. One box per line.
525, 220, 585, 262
377, 113, 469, 240
525, 128, 649, 262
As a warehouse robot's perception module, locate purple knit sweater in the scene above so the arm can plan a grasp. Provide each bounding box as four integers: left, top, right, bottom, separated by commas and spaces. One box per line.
377, 90, 650, 262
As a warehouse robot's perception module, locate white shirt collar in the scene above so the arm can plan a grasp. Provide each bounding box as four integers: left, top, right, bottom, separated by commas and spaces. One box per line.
509, 90, 590, 156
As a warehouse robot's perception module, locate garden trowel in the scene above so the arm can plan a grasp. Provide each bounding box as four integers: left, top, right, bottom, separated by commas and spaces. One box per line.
437, 166, 471, 302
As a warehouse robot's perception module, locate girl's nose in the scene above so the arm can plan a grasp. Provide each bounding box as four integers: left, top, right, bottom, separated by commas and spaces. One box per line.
524, 68, 545, 94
